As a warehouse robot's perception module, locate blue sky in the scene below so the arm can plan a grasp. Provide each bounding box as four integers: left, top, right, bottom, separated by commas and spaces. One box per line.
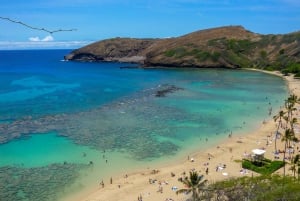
0, 0, 299, 49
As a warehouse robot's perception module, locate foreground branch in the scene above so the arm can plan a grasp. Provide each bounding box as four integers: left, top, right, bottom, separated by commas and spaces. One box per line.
0, 16, 77, 34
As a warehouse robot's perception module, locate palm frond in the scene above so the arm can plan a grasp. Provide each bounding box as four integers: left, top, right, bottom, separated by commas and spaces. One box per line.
176, 188, 192, 195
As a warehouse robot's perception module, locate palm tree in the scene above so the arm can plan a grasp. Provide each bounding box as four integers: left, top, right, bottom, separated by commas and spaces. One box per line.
176, 171, 207, 201
282, 128, 294, 177
279, 93, 300, 188
290, 117, 298, 134
287, 94, 299, 106
290, 154, 300, 179
284, 96, 298, 160
285, 94, 299, 124
273, 110, 285, 153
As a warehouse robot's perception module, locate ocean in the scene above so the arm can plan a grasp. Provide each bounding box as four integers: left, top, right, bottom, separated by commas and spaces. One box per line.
0, 49, 288, 201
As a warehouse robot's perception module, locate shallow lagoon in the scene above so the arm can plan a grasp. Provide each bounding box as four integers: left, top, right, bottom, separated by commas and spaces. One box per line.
0, 50, 288, 201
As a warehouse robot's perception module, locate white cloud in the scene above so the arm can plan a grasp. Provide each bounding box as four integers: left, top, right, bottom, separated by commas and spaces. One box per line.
42, 35, 54, 42
28, 35, 54, 42
28, 36, 40, 42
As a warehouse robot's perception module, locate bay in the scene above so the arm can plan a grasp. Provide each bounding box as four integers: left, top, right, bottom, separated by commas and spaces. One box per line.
0, 49, 288, 201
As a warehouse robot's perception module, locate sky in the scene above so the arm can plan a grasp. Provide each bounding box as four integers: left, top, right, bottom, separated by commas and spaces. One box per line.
0, 0, 299, 49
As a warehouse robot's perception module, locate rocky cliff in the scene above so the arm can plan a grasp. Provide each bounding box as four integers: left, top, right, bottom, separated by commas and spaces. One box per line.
65, 38, 157, 63
65, 26, 300, 71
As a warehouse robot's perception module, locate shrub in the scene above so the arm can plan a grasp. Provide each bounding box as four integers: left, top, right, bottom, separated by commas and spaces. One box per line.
211, 52, 221, 62
164, 48, 188, 58
225, 52, 250, 68
287, 62, 300, 74
242, 159, 284, 175
260, 50, 267, 58
295, 72, 300, 78
226, 39, 253, 53
195, 51, 210, 61
209, 175, 300, 201
174, 47, 188, 58
279, 49, 285, 55
164, 50, 176, 57
264, 66, 276, 71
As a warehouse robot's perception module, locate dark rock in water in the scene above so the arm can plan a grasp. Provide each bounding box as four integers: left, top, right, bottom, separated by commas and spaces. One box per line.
155, 84, 183, 97
119, 65, 140, 69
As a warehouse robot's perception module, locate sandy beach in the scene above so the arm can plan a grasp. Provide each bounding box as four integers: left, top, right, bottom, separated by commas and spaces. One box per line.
72, 70, 300, 201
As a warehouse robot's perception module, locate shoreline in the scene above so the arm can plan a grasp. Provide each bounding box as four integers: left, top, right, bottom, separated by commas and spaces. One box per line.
70, 70, 300, 201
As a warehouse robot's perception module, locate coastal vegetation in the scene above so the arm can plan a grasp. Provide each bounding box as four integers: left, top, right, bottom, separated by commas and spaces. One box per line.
209, 174, 300, 201
159, 35, 300, 75
273, 94, 300, 177
242, 158, 284, 175
176, 171, 208, 201
177, 172, 300, 201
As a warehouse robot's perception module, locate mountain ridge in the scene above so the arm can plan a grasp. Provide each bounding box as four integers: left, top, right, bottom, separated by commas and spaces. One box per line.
65, 25, 300, 73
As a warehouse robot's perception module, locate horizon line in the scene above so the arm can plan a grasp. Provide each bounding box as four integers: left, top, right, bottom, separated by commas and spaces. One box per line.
0, 40, 94, 50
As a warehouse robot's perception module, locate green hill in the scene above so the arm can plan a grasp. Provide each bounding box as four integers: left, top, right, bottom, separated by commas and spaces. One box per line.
65, 26, 300, 75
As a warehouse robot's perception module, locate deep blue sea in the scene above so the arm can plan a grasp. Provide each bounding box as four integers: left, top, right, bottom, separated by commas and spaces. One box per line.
0, 49, 288, 201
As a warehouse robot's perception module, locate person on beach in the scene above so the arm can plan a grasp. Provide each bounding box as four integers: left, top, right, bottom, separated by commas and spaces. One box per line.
100, 180, 104, 188
157, 185, 163, 193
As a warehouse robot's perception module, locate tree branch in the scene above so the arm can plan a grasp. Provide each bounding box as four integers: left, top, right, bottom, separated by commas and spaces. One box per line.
0, 16, 77, 34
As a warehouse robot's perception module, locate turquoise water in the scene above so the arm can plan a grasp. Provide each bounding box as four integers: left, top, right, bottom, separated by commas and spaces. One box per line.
0, 50, 288, 201
0, 132, 98, 167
